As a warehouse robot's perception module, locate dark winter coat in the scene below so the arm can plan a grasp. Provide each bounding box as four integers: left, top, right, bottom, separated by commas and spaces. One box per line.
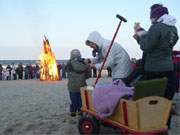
139, 15, 179, 72
66, 59, 91, 92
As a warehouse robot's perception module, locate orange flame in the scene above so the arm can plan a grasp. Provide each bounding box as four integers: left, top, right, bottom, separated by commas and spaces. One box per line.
40, 36, 60, 81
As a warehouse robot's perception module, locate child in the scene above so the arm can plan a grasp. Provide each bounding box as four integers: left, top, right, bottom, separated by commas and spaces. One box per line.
66, 49, 91, 119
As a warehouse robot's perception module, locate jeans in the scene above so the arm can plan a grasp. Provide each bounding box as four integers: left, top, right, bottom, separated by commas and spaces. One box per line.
69, 92, 82, 113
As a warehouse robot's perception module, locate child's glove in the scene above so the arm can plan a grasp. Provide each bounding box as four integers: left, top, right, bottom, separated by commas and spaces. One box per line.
84, 59, 91, 64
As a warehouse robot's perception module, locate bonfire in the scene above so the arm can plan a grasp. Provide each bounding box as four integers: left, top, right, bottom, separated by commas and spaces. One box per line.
40, 36, 60, 81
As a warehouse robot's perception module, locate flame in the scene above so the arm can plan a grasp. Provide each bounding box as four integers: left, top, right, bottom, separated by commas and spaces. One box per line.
40, 36, 60, 81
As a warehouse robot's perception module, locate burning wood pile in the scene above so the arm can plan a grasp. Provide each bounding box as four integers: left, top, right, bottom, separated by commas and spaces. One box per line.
39, 36, 60, 81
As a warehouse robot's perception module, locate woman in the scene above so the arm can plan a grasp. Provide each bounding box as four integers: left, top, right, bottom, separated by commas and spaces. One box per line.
133, 4, 179, 100
86, 31, 133, 84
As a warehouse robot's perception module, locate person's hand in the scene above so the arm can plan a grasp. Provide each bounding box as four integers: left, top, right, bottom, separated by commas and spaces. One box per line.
133, 33, 139, 41
84, 59, 88, 64
133, 23, 147, 43
84, 59, 91, 64
134, 22, 141, 32
89, 63, 95, 68
133, 22, 141, 42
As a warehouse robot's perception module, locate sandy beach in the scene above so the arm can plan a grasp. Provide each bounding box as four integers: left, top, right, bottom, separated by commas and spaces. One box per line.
0, 78, 179, 135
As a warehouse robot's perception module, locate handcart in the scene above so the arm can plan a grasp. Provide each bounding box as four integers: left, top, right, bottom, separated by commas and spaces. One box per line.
78, 78, 172, 135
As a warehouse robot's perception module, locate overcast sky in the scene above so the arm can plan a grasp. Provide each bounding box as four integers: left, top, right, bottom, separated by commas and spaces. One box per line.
0, 0, 179, 60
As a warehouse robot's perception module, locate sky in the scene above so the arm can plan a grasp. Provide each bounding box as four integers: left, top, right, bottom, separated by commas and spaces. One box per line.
0, 0, 179, 60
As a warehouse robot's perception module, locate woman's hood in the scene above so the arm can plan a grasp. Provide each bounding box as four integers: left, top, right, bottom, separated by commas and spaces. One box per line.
157, 14, 177, 26
86, 31, 105, 49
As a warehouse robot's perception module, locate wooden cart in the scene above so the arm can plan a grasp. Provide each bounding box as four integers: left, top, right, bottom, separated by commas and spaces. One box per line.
78, 78, 172, 135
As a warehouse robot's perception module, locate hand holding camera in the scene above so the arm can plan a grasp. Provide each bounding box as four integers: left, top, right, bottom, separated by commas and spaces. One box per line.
133, 22, 147, 41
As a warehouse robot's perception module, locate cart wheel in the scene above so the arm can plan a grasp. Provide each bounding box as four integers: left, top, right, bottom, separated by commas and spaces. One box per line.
78, 116, 100, 134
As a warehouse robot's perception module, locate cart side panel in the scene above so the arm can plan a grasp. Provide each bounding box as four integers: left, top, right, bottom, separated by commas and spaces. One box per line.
124, 100, 139, 130
80, 87, 87, 109
137, 96, 172, 131
108, 100, 124, 124
80, 87, 96, 112
87, 90, 96, 112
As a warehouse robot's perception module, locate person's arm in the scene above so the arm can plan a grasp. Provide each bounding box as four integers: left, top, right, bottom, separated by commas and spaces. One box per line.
139, 24, 161, 53
71, 60, 89, 73
94, 47, 114, 70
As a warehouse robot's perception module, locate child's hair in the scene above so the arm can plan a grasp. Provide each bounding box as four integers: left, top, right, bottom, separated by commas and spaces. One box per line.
70, 49, 81, 60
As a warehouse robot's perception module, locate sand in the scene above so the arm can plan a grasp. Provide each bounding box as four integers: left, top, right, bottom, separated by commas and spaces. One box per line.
0, 78, 179, 135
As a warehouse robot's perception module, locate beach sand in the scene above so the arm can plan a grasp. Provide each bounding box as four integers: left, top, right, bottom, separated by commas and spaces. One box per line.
0, 78, 179, 135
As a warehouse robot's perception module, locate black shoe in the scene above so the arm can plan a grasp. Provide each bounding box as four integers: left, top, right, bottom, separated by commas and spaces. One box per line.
70, 112, 76, 117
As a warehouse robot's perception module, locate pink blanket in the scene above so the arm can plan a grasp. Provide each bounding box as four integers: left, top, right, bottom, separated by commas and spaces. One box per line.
92, 80, 134, 118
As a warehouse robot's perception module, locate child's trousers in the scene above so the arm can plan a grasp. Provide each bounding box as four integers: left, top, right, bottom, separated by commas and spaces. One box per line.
69, 92, 82, 113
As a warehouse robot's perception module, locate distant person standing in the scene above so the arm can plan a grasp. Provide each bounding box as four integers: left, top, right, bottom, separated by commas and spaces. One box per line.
6, 66, 10, 80
29, 64, 33, 79
57, 64, 62, 80
6, 65, 12, 80
17, 64, 23, 80
2, 68, 6, 80
11, 65, 17, 80
34, 64, 40, 79
0, 64, 3, 80
24, 65, 29, 80
62, 62, 67, 78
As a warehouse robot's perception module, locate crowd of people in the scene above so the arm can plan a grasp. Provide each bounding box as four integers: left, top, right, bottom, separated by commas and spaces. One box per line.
0, 64, 40, 80
0, 62, 112, 81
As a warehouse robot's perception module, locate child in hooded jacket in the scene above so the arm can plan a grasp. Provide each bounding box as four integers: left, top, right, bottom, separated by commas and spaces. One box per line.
66, 49, 91, 117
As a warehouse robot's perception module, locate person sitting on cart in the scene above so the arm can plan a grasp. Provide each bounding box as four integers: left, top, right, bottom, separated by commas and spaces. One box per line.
66, 49, 91, 120
85, 31, 133, 84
